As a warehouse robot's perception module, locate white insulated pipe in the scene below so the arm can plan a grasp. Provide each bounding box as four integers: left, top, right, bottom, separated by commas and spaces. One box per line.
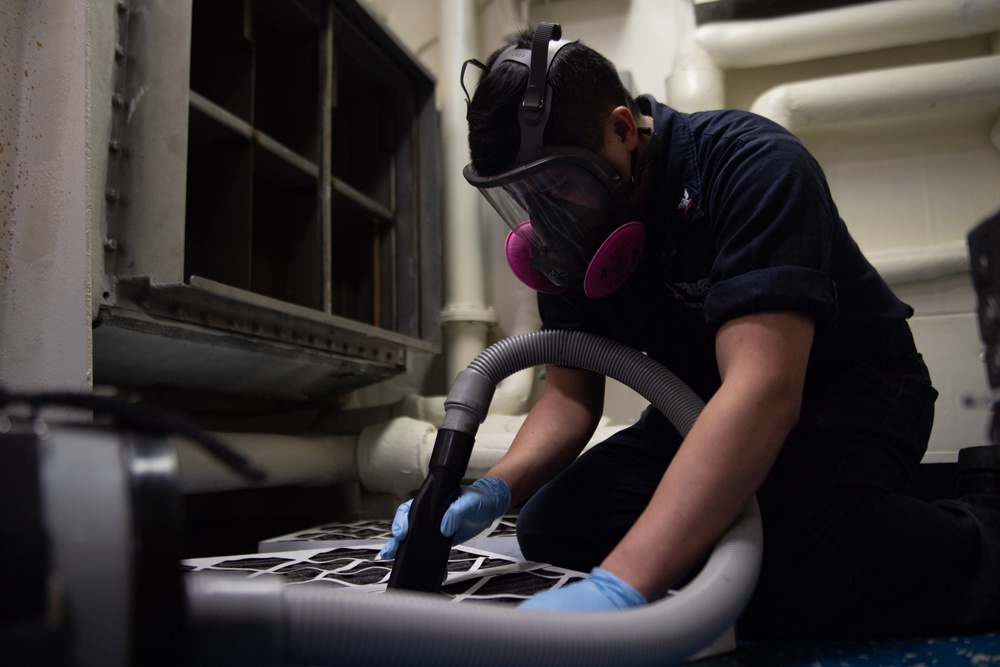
356, 415, 528, 498
173, 418, 530, 499
173, 432, 359, 494
666, 0, 726, 113
488, 285, 541, 414
173, 413, 610, 500
355, 417, 438, 497
750, 54, 1000, 130
666, 34, 725, 112
868, 242, 970, 286
695, 0, 1000, 70
398, 286, 540, 422
171, 417, 616, 500
440, 0, 497, 381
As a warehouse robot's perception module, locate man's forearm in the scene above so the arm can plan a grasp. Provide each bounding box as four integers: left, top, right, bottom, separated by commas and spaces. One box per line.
600, 381, 795, 599
602, 311, 814, 600
488, 365, 604, 506
488, 396, 599, 505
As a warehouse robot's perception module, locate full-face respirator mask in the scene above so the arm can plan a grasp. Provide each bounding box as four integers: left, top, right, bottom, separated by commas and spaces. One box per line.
462, 23, 659, 299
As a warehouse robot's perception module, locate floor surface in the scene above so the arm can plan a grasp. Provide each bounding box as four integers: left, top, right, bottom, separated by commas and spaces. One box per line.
699, 633, 1000, 666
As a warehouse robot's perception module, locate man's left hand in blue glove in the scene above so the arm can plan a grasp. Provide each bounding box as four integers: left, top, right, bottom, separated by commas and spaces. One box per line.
378, 477, 511, 561
518, 567, 647, 612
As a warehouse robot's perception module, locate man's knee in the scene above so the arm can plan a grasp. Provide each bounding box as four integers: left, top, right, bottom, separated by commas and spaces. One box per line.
515, 490, 562, 563
514, 489, 607, 571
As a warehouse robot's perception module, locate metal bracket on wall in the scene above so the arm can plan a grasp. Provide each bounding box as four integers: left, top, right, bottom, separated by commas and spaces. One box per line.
91, 276, 438, 399
102, 0, 132, 288
116, 276, 424, 366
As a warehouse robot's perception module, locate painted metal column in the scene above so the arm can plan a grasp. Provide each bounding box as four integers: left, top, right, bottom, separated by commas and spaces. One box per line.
0, 0, 99, 394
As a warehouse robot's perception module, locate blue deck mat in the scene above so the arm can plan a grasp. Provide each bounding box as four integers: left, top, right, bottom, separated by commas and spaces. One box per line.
698, 633, 1000, 666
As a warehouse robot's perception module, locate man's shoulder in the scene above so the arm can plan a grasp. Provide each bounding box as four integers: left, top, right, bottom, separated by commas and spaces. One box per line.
686, 108, 817, 182
688, 108, 793, 145
641, 95, 788, 137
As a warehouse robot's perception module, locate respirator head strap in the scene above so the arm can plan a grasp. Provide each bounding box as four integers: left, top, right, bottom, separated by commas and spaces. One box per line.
522, 23, 560, 122
488, 23, 573, 164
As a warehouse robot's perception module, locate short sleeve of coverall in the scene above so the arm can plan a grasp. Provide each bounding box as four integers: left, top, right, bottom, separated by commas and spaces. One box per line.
701, 123, 839, 334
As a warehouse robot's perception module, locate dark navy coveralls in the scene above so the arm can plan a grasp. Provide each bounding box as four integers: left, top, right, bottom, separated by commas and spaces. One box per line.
515, 96, 1000, 640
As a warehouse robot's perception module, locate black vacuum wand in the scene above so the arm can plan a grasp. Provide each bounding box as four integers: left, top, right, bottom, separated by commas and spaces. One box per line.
385, 428, 476, 591
387, 370, 495, 592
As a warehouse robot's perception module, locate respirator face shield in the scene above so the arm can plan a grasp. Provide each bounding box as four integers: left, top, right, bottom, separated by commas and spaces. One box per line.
466, 149, 627, 287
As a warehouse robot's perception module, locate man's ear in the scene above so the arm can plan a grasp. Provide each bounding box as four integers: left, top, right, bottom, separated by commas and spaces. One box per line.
606, 106, 639, 151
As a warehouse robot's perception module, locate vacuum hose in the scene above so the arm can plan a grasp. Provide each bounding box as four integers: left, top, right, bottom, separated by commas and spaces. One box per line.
386, 330, 708, 590
186, 330, 763, 667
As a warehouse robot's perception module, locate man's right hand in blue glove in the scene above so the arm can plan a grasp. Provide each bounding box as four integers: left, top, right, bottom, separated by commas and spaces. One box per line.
378, 477, 512, 560
518, 567, 647, 612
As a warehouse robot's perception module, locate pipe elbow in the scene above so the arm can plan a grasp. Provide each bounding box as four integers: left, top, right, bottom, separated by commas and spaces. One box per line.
749, 85, 795, 129
357, 417, 438, 497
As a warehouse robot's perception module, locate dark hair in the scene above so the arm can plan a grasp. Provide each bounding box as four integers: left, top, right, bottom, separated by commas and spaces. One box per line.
467, 29, 640, 176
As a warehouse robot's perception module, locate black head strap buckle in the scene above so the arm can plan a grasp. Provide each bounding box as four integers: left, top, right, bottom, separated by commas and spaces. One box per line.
521, 23, 561, 122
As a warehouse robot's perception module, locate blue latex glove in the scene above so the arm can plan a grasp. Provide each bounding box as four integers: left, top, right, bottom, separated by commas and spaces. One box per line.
378, 477, 511, 561
518, 567, 647, 612
440, 477, 512, 544
378, 498, 413, 560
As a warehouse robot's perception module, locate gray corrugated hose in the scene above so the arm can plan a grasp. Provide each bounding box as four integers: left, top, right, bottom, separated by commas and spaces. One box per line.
186, 330, 763, 667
